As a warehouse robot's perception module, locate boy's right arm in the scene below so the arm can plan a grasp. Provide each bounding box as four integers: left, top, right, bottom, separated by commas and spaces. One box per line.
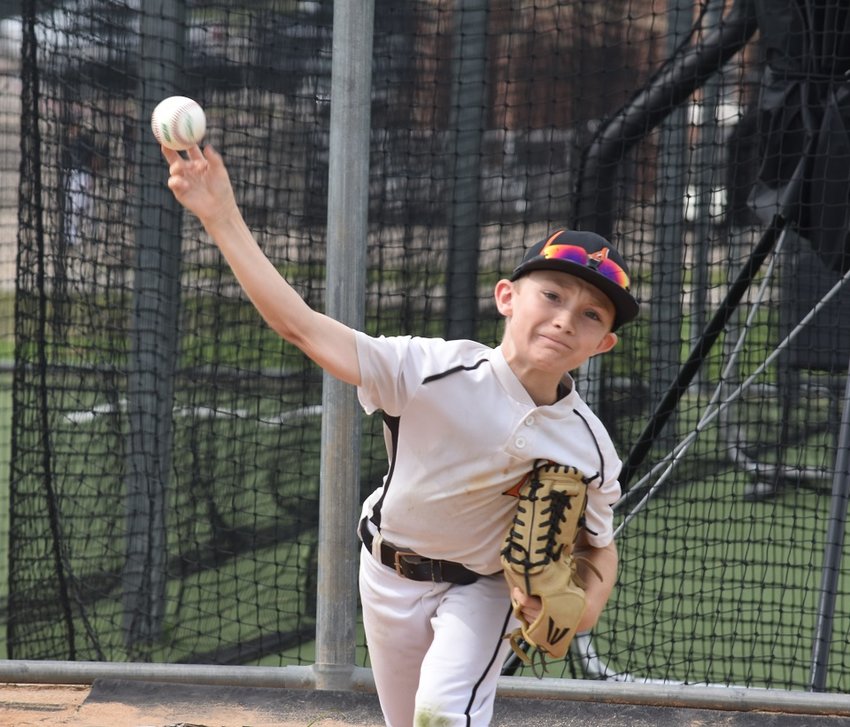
163, 144, 361, 386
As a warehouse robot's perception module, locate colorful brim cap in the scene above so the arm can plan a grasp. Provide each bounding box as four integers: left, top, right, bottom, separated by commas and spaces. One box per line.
510, 229, 640, 330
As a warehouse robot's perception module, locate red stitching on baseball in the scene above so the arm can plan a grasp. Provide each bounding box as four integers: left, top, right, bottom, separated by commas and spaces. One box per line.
174, 101, 196, 145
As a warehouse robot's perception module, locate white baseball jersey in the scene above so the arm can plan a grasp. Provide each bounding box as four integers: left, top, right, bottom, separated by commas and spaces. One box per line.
355, 332, 622, 575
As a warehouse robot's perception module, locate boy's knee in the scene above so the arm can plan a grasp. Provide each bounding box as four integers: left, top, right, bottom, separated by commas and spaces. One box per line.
414, 694, 496, 727
413, 704, 454, 726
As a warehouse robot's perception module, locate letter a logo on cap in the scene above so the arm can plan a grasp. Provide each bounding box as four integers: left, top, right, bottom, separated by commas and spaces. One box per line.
588, 248, 610, 268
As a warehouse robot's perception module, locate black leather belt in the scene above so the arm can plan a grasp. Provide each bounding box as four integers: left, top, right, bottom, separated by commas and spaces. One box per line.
358, 517, 480, 585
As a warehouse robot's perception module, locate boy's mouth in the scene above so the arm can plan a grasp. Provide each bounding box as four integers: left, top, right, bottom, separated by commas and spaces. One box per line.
539, 333, 571, 351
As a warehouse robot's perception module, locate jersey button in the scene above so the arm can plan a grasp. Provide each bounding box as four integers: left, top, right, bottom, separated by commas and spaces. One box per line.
515, 436, 526, 448
525, 416, 535, 426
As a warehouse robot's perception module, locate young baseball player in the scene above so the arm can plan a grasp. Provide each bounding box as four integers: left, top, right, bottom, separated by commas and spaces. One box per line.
162, 144, 639, 727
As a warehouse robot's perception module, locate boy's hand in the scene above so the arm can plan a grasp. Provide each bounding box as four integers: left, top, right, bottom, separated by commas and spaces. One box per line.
162, 144, 239, 229
511, 587, 542, 622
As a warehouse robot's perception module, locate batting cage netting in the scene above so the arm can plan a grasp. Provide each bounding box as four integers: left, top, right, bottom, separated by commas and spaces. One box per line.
3, 0, 850, 692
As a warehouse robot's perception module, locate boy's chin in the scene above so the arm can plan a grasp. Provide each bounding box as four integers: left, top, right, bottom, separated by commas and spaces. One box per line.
533, 355, 576, 377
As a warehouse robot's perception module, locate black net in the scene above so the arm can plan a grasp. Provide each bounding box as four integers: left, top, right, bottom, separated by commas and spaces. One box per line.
5, 0, 850, 691
0, 5, 18, 662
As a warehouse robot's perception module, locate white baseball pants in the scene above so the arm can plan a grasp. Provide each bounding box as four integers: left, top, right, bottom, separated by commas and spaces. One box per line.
359, 545, 516, 727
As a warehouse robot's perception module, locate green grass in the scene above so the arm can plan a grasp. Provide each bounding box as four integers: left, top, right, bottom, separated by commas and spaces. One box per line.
0, 372, 9, 659
593, 471, 849, 690
1, 364, 326, 662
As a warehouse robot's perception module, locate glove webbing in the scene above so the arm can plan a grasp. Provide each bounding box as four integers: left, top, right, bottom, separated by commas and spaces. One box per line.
501, 467, 587, 574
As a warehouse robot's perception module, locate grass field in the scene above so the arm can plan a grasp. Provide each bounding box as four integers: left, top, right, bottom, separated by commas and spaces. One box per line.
601, 470, 849, 690
0, 357, 385, 668
0, 373, 6, 659
0, 371, 9, 660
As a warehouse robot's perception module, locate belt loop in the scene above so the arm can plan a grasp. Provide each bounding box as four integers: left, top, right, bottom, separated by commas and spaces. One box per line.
371, 529, 385, 563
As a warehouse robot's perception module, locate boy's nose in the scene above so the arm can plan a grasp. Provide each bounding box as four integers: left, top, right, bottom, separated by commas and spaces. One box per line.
553, 307, 576, 333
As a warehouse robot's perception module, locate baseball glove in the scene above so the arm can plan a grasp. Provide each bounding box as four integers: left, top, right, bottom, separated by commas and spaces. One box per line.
500, 461, 598, 669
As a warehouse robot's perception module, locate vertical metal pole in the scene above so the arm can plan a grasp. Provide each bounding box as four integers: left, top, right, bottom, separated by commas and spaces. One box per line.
649, 0, 691, 452
809, 356, 850, 691
123, 0, 186, 653
445, 0, 488, 341
313, 0, 374, 690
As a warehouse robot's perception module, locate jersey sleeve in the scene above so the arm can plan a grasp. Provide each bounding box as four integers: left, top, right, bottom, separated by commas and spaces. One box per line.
582, 468, 621, 548
354, 332, 488, 418
354, 331, 426, 417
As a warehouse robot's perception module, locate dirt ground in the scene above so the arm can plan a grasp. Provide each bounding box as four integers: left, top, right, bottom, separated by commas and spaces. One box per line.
5, 680, 850, 727
0, 682, 384, 727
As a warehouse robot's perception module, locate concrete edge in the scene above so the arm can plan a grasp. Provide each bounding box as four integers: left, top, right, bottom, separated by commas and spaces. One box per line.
0, 660, 849, 717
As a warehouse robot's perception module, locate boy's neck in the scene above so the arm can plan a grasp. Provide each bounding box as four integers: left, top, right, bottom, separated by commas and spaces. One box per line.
516, 369, 571, 407
499, 340, 572, 406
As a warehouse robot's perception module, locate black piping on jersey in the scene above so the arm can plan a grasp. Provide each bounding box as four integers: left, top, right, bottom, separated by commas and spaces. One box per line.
421, 356, 490, 386
367, 356, 490, 530
367, 412, 401, 530
461, 602, 515, 726
572, 407, 605, 487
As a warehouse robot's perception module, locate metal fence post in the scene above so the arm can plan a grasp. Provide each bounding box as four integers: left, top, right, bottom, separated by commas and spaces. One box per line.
313, 0, 374, 690
123, 0, 187, 653
809, 357, 850, 691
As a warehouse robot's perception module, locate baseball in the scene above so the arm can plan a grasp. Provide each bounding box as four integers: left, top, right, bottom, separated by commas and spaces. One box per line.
151, 96, 206, 151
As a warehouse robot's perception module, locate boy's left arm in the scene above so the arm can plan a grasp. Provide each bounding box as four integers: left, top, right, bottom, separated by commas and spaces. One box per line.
573, 530, 618, 632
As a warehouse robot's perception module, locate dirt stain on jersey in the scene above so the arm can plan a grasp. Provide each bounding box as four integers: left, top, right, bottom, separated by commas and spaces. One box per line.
414, 707, 452, 727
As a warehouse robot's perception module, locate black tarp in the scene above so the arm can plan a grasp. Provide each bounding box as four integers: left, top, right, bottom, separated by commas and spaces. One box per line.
749, 0, 850, 273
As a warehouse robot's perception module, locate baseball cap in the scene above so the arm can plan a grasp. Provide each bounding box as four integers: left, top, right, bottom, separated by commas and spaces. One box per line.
510, 229, 639, 330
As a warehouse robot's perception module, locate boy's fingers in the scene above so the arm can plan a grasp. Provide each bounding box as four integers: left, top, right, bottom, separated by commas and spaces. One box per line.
186, 144, 205, 161
203, 144, 223, 167
160, 145, 181, 164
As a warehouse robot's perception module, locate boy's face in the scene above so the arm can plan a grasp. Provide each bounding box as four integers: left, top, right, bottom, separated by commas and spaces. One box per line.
495, 269, 619, 377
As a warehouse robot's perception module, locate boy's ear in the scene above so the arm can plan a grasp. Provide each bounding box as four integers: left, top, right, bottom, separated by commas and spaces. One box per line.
595, 331, 619, 356
494, 278, 515, 317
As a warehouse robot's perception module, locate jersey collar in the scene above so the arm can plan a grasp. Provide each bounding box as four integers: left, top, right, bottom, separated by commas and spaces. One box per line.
491, 345, 576, 409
